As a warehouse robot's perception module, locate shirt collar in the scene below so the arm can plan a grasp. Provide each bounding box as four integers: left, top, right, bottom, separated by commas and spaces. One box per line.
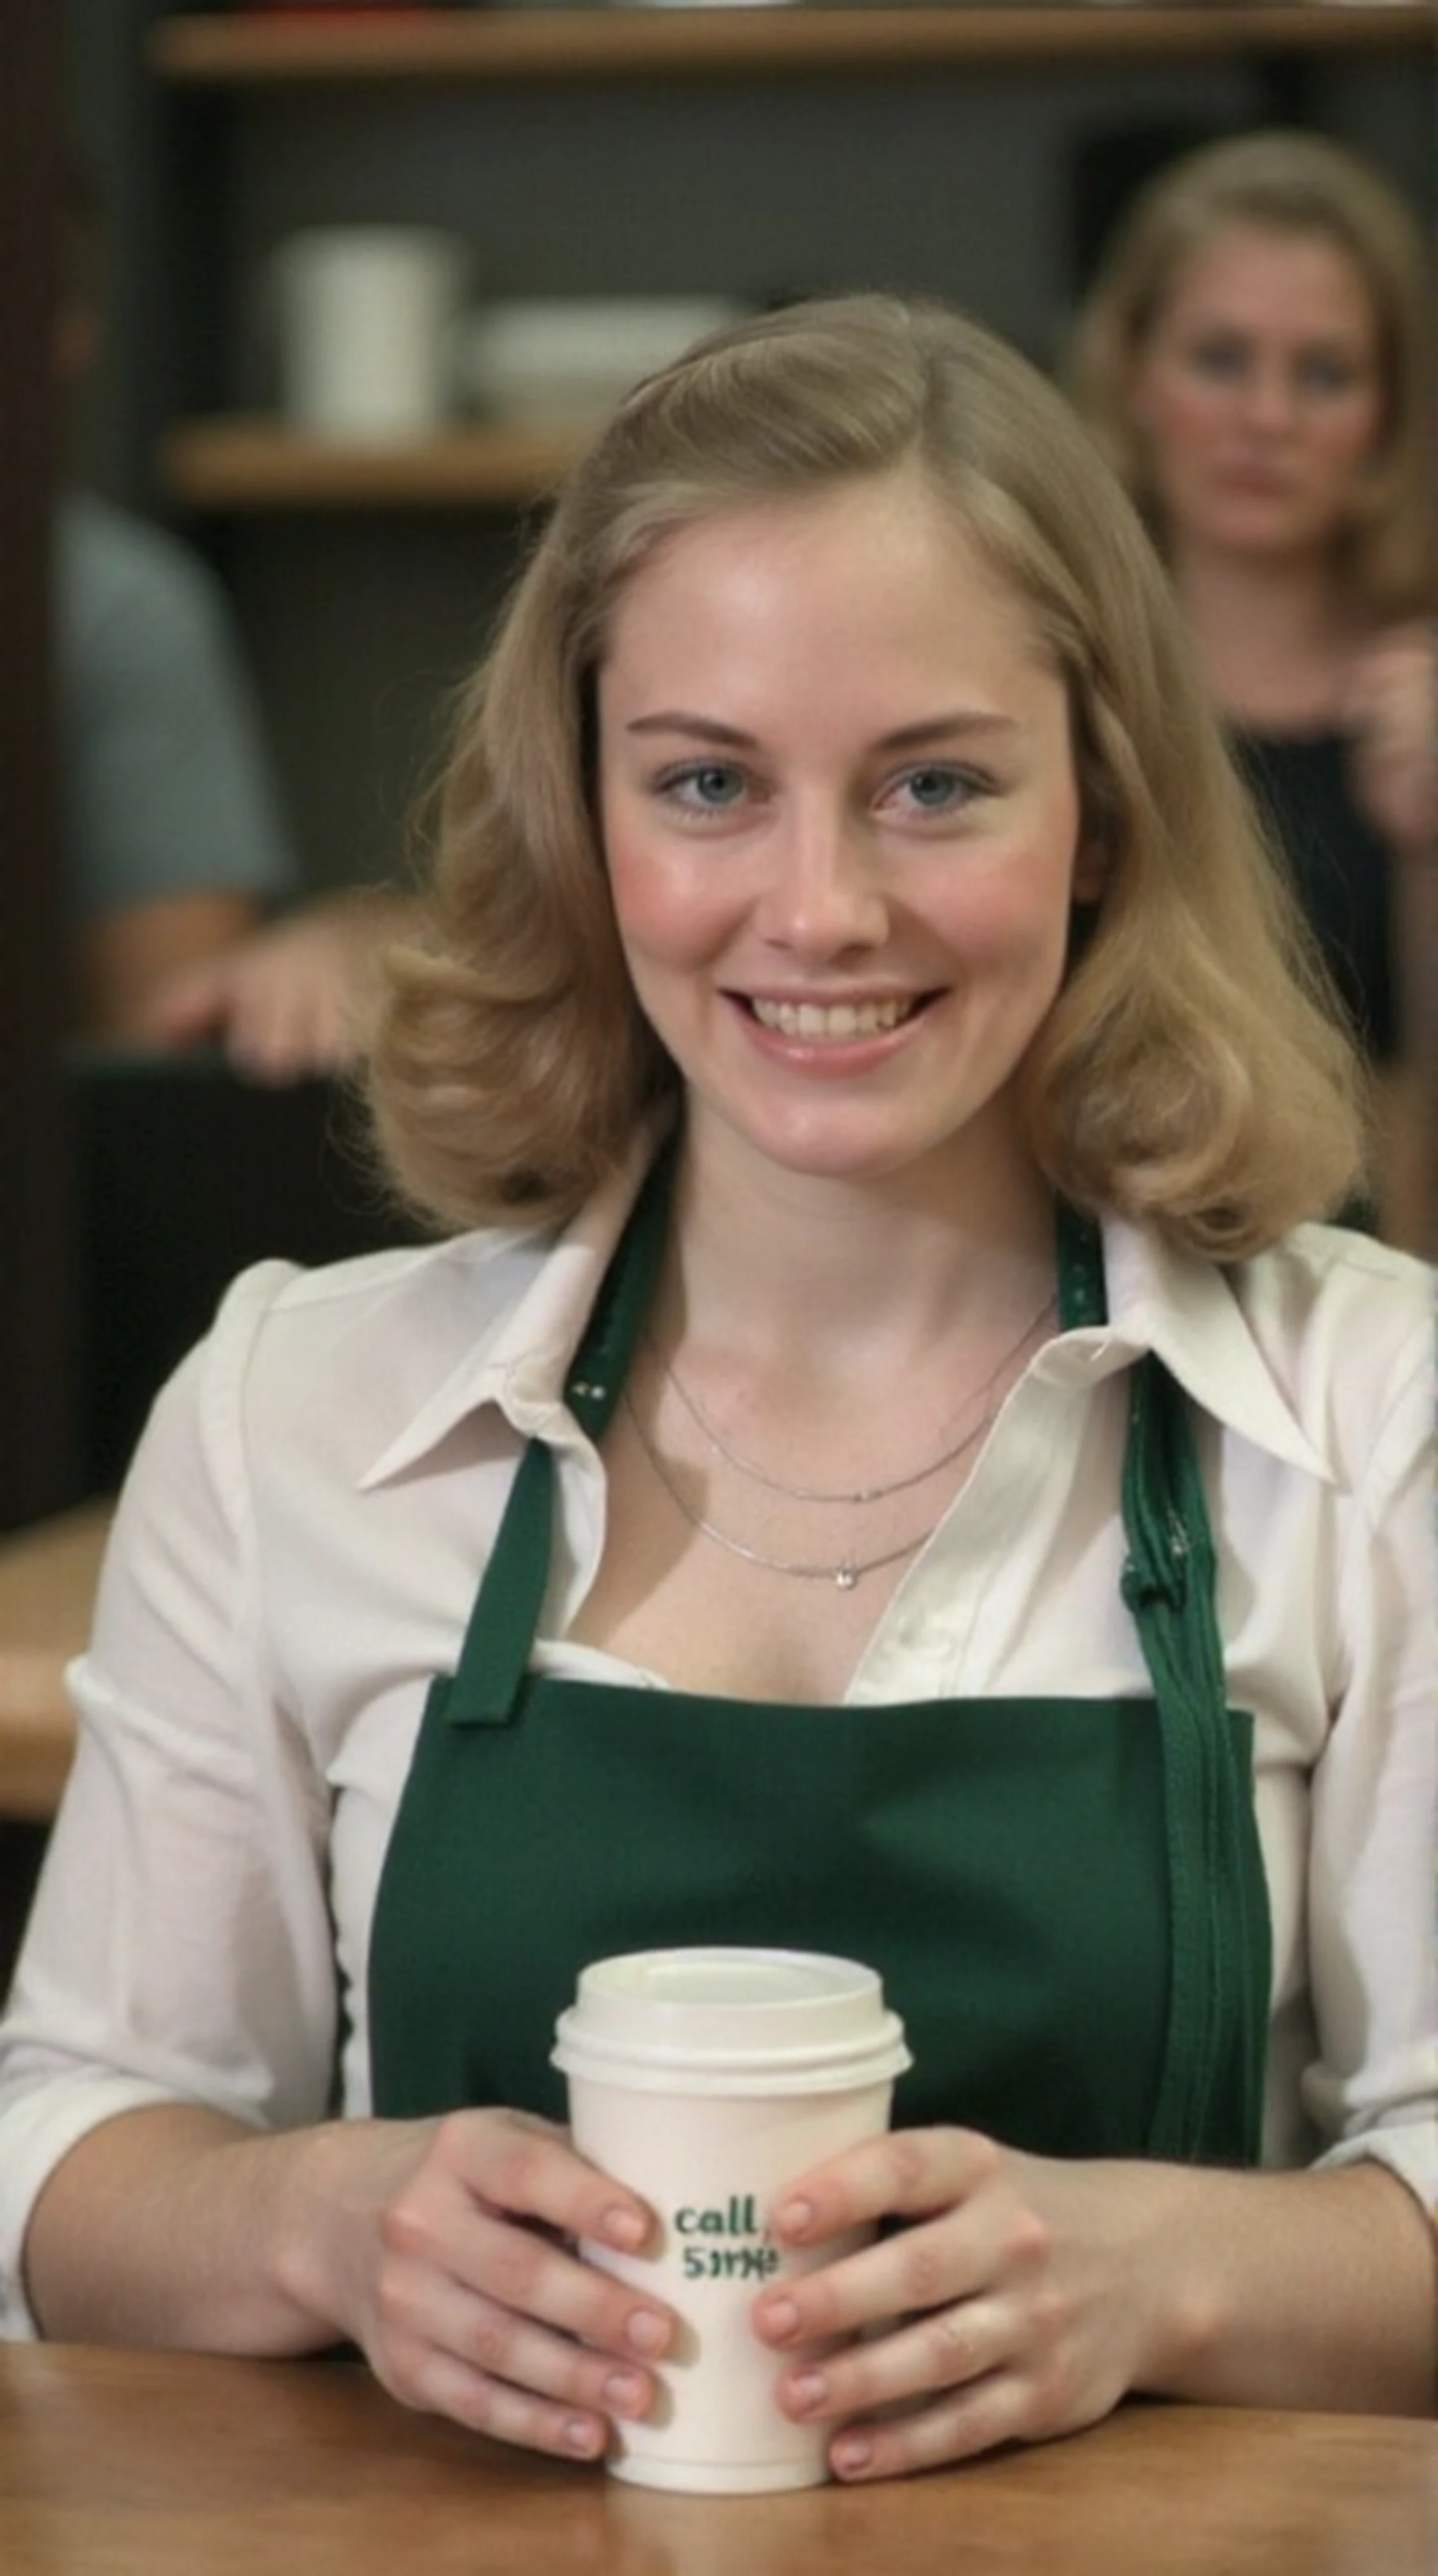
361, 1155, 1332, 1492
358, 1136, 653, 1490
1044, 1214, 1333, 1483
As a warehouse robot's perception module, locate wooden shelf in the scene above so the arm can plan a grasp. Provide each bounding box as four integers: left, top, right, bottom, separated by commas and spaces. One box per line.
148, 6, 1438, 87
160, 415, 593, 508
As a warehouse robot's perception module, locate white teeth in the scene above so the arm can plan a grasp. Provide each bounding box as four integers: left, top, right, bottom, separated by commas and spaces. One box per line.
751, 996, 914, 1040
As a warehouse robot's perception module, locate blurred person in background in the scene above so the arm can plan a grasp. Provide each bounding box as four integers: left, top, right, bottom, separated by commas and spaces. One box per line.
1067, 129, 1437, 1254
56, 156, 415, 1083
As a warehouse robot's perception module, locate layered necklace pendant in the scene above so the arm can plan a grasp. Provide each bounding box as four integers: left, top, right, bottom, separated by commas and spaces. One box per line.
621, 1287, 1056, 1591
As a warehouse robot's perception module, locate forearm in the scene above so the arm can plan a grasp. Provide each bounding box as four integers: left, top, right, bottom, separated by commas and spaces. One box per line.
76, 894, 260, 1038
1137, 2158, 1436, 2416
23, 2102, 350, 2354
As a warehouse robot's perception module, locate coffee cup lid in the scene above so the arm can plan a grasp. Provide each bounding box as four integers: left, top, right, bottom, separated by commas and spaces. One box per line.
551, 1945, 912, 2097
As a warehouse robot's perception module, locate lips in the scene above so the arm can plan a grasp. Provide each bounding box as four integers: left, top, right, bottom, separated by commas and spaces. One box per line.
1212, 466, 1294, 498
746, 995, 924, 1040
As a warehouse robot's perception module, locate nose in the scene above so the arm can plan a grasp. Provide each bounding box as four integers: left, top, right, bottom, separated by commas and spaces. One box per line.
754, 803, 889, 959
1239, 359, 1301, 433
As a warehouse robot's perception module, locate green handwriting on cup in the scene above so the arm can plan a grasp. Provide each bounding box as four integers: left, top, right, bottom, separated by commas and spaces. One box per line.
676, 2196, 781, 2280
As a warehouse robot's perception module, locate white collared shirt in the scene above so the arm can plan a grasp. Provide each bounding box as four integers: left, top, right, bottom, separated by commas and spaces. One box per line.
0, 1144, 1433, 2334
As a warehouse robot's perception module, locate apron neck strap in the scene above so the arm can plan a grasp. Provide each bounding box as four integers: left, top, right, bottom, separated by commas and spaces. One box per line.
446, 1137, 677, 1725
562, 1132, 677, 1444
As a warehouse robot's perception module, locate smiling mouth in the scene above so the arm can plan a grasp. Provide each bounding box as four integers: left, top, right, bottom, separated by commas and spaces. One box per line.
746, 995, 927, 1040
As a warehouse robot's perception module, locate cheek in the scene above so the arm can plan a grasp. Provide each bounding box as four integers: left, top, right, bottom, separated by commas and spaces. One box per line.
1133, 362, 1212, 453
1315, 401, 1383, 483
1148, 386, 1224, 478
605, 834, 724, 972
938, 857, 1078, 982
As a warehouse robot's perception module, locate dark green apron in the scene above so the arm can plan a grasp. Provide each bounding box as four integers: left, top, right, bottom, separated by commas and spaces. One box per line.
368, 1153, 1271, 2167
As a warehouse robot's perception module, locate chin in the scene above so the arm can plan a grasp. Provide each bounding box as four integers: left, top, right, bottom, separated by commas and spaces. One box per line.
715, 1105, 992, 1193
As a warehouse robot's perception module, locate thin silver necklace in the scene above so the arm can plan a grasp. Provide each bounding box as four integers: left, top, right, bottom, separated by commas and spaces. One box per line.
643, 1287, 1056, 1507
622, 1387, 939, 1589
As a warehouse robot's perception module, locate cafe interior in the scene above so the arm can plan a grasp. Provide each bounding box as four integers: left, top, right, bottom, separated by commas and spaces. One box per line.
0, 6, 1434, 2565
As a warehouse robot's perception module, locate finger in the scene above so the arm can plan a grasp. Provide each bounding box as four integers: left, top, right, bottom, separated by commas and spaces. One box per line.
443, 2108, 661, 2258
824, 2371, 1042, 2483
755, 2198, 1011, 2363
380, 2265, 659, 2432
386, 2112, 675, 2365
768, 2125, 1000, 2247
439, 2199, 675, 2368
383, 2330, 616, 2463
775, 2289, 1006, 2425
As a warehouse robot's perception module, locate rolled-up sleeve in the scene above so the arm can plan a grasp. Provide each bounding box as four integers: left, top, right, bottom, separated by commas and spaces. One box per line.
1303, 1302, 1437, 2216
0, 1262, 338, 2337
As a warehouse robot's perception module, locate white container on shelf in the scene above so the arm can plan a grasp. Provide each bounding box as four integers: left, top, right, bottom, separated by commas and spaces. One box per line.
273, 227, 472, 440
453, 297, 746, 427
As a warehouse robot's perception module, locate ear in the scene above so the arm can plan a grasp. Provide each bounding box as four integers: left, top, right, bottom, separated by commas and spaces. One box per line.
1071, 835, 1111, 906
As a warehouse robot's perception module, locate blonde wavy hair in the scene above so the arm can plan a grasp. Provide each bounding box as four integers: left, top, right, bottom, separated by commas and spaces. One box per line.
1066, 129, 1436, 623
369, 291, 1366, 1257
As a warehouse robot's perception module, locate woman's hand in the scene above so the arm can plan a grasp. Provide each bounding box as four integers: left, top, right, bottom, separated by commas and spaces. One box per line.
751, 2127, 1188, 2481
1343, 625, 1437, 859
297, 2106, 677, 2461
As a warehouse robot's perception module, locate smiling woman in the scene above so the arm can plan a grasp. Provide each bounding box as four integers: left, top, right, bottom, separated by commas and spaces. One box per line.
0, 294, 1431, 2491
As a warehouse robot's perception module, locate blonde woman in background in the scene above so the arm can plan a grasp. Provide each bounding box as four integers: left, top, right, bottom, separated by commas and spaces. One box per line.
1068, 130, 1437, 1252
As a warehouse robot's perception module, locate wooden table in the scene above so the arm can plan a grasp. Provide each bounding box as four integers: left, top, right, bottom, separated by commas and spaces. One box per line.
0, 2346, 1432, 2576
0, 1500, 109, 1819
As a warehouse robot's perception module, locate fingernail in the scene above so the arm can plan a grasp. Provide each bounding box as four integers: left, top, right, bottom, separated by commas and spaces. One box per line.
603, 2370, 648, 2418
602, 2204, 647, 2251
564, 2416, 606, 2458
832, 2434, 873, 2479
625, 2308, 669, 2357
758, 2296, 801, 2344
774, 2197, 815, 2240
789, 2369, 828, 2414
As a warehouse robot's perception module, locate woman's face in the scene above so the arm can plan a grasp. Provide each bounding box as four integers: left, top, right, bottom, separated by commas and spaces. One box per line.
595, 471, 1102, 1201
1128, 221, 1385, 568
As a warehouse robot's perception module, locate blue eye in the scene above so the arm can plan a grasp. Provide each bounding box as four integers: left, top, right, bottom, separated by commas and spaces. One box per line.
904, 766, 966, 809
662, 762, 746, 810
886, 765, 981, 819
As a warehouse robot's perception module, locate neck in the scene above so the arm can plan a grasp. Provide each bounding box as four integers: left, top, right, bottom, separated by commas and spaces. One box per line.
657, 1114, 1057, 1377
1167, 537, 1357, 730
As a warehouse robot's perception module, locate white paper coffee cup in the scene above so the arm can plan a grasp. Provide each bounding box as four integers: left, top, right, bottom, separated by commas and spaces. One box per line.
551, 1945, 911, 2493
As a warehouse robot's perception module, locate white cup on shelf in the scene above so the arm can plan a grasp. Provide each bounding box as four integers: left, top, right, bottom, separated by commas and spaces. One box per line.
272, 226, 471, 439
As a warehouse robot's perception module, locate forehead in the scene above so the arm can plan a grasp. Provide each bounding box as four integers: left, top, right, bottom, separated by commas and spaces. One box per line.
605, 472, 1049, 663
1160, 221, 1378, 344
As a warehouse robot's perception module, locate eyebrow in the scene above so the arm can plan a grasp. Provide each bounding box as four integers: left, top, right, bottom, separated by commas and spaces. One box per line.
1176, 316, 1372, 358
623, 710, 1021, 747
